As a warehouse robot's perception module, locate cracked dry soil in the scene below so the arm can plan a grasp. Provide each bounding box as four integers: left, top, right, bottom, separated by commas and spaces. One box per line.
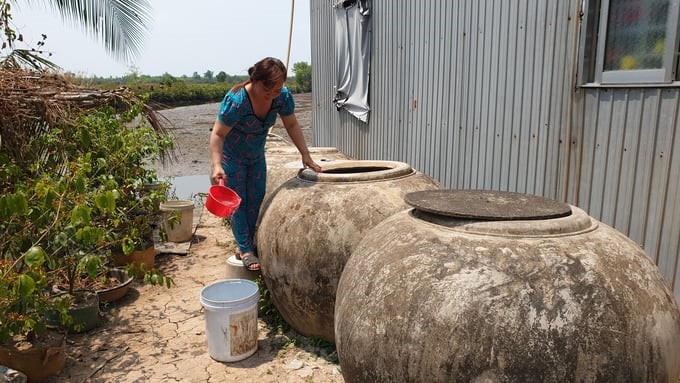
51, 93, 346, 383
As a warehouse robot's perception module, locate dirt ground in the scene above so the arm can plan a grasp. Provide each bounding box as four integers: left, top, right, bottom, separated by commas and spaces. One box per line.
50, 93, 346, 383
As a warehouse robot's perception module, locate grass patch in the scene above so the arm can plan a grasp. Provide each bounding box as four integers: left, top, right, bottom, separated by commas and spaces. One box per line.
254, 276, 339, 364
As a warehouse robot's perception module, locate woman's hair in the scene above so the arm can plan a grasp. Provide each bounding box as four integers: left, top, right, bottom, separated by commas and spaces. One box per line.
231, 57, 287, 93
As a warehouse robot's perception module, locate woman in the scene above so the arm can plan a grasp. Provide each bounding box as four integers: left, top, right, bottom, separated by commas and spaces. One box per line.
209, 57, 321, 271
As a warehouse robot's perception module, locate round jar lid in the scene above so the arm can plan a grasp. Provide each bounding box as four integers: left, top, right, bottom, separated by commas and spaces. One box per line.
404, 189, 572, 221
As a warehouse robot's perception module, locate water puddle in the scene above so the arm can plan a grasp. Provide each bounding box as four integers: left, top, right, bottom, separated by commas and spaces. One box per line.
164, 174, 211, 200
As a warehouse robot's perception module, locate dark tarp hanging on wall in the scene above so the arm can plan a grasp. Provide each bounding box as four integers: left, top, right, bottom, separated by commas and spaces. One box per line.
333, 0, 371, 123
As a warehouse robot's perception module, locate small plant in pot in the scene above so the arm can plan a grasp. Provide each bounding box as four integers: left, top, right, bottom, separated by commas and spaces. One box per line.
44, 201, 109, 334
136, 179, 171, 227
0, 247, 70, 383
47, 253, 103, 334
109, 215, 156, 277
71, 106, 174, 287
106, 203, 173, 287
0, 168, 107, 357
50, 252, 132, 304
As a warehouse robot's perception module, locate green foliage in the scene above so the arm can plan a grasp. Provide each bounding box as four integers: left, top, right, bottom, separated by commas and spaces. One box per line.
142, 81, 231, 106
85, 78, 244, 107
73, 61, 314, 108
143, 269, 174, 288
0, 100, 177, 341
70, 107, 173, 255
161, 72, 175, 86
0, 248, 68, 343
254, 276, 289, 331
292, 61, 312, 93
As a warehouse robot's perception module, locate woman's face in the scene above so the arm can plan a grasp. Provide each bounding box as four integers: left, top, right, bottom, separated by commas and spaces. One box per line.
258, 78, 284, 100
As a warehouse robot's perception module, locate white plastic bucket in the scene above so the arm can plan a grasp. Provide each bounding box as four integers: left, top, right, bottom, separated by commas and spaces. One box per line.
160, 200, 195, 242
200, 279, 260, 362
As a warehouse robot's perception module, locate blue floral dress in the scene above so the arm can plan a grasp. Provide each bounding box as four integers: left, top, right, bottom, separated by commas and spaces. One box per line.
217, 86, 295, 255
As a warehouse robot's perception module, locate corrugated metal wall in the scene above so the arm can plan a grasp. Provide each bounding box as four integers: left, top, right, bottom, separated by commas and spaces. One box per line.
570, 88, 680, 299
312, 0, 579, 198
310, 0, 680, 299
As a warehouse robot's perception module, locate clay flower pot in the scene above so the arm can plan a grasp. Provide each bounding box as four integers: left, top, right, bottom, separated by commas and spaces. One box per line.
0, 331, 66, 383
111, 245, 156, 279
96, 268, 134, 304
47, 290, 101, 334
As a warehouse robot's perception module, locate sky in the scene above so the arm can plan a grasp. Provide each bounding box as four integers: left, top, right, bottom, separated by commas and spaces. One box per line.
11, 0, 312, 78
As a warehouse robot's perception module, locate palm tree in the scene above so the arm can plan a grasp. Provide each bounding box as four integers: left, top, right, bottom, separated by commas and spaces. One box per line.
1, 0, 152, 69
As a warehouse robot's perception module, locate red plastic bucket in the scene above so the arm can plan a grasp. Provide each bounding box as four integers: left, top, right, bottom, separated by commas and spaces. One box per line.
206, 179, 241, 218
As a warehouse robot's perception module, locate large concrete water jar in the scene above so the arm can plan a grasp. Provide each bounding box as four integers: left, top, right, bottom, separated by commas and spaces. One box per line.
261, 147, 352, 217
335, 189, 680, 383
257, 160, 440, 342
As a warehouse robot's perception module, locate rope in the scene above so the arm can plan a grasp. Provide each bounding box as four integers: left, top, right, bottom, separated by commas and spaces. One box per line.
285, 0, 295, 70
267, 132, 292, 145
271, 0, 295, 137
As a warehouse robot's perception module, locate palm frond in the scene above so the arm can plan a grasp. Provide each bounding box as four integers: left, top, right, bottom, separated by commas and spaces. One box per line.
0, 48, 60, 71
27, 0, 152, 63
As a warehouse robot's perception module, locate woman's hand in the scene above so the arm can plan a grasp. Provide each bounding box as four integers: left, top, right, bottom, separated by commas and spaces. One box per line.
301, 153, 322, 172
281, 113, 322, 172
211, 163, 226, 185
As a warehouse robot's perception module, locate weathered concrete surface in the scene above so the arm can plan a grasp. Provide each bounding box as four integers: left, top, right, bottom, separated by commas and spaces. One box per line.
259, 145, 353, 225
335, 206, 680, 383
257, 161, 441, 343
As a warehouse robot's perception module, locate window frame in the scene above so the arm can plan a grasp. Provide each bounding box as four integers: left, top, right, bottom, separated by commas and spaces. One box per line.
579, 0, 680, 86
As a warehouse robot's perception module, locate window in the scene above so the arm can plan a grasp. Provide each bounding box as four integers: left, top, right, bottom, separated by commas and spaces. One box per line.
579, 0, 680, 85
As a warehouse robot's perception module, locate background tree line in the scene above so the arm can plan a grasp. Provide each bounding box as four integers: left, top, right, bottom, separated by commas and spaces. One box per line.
77, 61, 313, 108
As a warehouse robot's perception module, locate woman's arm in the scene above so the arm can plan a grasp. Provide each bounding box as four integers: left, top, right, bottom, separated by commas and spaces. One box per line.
209, 118, 232, 184
281, 113, 322, 172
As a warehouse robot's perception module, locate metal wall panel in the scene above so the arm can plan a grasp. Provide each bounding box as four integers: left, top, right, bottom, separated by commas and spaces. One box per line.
312, 0, 576, 194
310, 0, 336, 147
571, 88, 680, 297
309, 0, 680, 299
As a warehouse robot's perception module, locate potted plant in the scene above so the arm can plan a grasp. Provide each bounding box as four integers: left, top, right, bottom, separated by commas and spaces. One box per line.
109, 210, 158, 278
137, 180, 171, 227
93, 267, 135, 304
107, 219, 173, 287
72, 106, 173, 285
31, 104, 174, 287
0, 247, 69, 383
102, 177, 173, 287
0, 159, 86, 337
50, 253, 134, 305
1, 97, 175, 323
35, 171, 109, 334
46, 253, 103, 334
0, 118, 163, 334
